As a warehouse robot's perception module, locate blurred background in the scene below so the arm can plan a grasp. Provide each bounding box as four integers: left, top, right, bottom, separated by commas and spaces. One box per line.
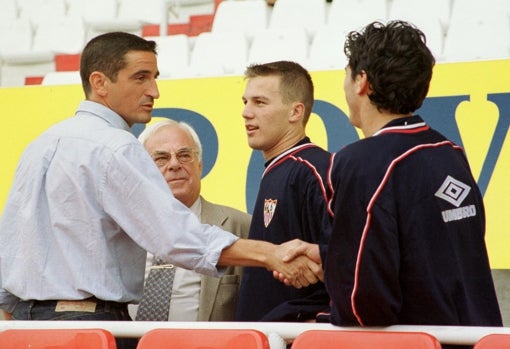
0, 0, 509, 87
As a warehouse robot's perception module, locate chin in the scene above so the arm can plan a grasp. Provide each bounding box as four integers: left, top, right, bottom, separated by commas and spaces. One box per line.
248, 141, 263, 151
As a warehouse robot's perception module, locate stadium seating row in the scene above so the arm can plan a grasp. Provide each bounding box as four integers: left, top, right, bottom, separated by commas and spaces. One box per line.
0, 0, 509, 87
1, 327, 509, 348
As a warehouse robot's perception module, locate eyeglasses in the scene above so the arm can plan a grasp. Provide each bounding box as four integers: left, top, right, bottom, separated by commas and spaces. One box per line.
151, 148, 197, 167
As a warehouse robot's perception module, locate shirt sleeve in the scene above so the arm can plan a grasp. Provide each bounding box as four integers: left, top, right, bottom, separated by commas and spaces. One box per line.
326, 153, 401, 326
100, 143, 239, 277
349, 202, 402, 325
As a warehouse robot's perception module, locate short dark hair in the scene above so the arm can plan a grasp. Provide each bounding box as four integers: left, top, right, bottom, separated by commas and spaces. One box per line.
244, 60, 314, 125
80, 32, 157, 97
344, 20, 435, 114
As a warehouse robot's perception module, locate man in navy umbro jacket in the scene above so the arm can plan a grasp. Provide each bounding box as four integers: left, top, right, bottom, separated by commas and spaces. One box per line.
325, 20, 502, 342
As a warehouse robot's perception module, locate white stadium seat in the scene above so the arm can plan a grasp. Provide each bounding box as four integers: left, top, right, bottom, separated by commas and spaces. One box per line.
117, 0, 165, 25
0, 54, 55, 87
42, 71, 81, 86
444, 0, 510, 61
32, 15, 87, 55
211, 0, 268, 43
2, 0, 510, 87
0, 18, 33, 57
189, 31, 248, 77
18, 0, 67, 28
146, 34, 191, 79
307, 26, 347, 71
269, 0, 326, 40
327, 0, 387, 36
248, 28, 309, 67
0, 0, 18, 24
67, 0, 118, 23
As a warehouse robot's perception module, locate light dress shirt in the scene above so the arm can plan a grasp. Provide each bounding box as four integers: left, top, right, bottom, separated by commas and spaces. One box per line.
0, 101, 238, 313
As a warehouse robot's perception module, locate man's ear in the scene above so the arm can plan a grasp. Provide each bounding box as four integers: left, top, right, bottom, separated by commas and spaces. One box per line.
89, 71, 108, 97
289, 102, 305, 124
356, 70, 369, 95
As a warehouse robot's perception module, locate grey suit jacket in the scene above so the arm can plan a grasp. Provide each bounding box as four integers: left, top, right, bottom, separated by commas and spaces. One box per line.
197, 197, 251, 321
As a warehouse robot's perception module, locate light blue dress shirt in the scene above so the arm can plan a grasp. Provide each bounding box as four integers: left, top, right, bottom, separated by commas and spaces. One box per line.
0, 101, 238, 312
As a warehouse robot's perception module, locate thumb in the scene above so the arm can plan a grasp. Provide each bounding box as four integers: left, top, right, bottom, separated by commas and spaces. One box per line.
282, 243, 308, 262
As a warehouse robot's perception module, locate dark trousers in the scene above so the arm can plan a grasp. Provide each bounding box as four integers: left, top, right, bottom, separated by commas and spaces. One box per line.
12, 298, 138, 349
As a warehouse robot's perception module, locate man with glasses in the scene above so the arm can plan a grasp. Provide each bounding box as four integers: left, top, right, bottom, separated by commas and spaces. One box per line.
133, 119, 251, 321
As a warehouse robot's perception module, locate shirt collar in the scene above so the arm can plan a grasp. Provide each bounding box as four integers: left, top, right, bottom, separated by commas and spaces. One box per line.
75, 100, 131, 132
372, 115, 427, 136
189, 197, 202, 219
264, 136, 311, 167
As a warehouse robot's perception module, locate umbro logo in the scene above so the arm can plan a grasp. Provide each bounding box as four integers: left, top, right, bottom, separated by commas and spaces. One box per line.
435, 175, 471, 207
435, 176, 476, 222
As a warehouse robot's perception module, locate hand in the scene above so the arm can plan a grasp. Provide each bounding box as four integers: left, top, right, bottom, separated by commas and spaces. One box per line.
281, 239, 322, 264
217, 238, 321, 288
273, 239, 323, 286
1, 310, 12, 320
269, 239, 323, 288
268, 253, 321, 288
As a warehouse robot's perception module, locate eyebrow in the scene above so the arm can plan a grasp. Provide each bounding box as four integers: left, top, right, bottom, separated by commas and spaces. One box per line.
245, 95, 270, 102
131, 69, 159, 79
150, 150, 169, 157
150, 148, 194, 157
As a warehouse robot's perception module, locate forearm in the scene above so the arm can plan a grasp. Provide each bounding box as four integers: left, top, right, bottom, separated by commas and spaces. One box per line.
218, 239, 273, 268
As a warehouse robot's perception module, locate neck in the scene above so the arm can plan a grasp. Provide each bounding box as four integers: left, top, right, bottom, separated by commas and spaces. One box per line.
262, 130, 306, 161
361, 110, 412, 137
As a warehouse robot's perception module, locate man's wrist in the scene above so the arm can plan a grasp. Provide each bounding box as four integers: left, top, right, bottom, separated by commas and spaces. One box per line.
218, 239, 273, 268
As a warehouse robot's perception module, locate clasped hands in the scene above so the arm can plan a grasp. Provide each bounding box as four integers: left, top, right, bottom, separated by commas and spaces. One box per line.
269, 239, 322, 289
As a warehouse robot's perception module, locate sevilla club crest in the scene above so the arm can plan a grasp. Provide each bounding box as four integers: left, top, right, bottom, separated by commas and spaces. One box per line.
264, 199, 277, 227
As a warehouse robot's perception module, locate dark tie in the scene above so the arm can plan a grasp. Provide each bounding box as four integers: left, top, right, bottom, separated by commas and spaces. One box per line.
135, 258, 176, 321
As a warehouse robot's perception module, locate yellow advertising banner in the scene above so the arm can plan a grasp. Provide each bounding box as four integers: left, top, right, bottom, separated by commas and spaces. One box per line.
1, 60, 509, 267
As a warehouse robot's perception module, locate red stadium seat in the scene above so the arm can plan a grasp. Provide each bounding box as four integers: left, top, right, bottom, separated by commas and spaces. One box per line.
136, 328, 270, 349
474, 334, 510, 349
291, 330, 442, 349
0, 328, 117, 349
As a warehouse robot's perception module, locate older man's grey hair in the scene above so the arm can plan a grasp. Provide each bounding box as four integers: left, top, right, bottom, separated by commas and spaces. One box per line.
138, 119, 203, 162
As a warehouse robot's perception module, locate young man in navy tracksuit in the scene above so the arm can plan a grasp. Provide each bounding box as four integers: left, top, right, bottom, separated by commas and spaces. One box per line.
325, 20, 502, 348
236, 61, 331, 322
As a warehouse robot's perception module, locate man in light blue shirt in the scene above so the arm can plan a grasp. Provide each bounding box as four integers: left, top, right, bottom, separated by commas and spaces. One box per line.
0, 32, 322, 348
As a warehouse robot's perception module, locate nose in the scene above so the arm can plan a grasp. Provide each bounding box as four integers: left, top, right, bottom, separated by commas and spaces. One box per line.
167, 154, 182, 169
160, 154, 182, 172
148, 79, 160, 99
242, 104, 253, 120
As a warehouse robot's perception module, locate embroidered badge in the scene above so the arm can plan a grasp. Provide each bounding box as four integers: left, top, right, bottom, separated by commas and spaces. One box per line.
264, 199, 278, 227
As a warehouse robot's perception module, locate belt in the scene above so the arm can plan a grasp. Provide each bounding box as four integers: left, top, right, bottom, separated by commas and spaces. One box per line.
23, 297, 128, 313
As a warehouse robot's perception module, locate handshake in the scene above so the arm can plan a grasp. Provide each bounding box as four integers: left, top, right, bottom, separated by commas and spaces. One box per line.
218, 237, 323, 289
270, 239, 323, 288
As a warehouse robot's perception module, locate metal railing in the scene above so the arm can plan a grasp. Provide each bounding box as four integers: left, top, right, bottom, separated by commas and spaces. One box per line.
1, 320, 510, 348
